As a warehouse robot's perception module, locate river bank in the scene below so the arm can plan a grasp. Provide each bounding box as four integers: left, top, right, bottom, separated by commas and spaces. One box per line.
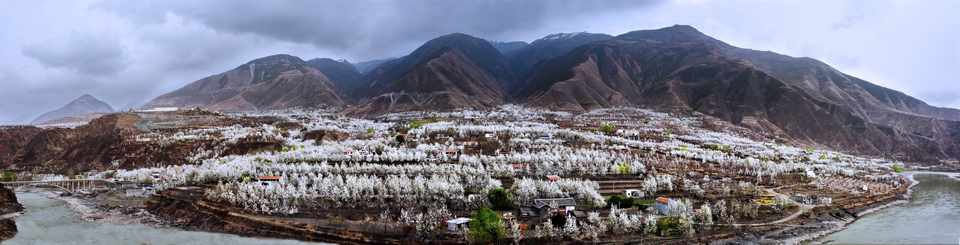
711, 171, 933, 245
5, 192, 321, 244
814, 172, 960, 244
777, 171, 959, 244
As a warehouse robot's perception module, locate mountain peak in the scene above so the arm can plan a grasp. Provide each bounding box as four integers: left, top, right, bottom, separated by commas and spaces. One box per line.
76, 94, 96, 100
31, 94, 114, 124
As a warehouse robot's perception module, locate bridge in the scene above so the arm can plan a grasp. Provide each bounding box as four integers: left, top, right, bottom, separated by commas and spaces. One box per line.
1, 180, 114, 195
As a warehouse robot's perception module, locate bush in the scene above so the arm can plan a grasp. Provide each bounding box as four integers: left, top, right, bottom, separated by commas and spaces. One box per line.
1, 172, 17, 182
657, 217, 678, 231
601, 123, 613, 135
607, 195, 633, 209
488, 187, 512, 210
892, 164, 902, 173
470, 207, 505, 244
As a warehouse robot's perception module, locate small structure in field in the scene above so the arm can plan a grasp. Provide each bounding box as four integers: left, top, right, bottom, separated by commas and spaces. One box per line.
446, 217, 471, 231
546, 175, 561, 182
622, 189, 644, 198
258, 176, 282, 186
444, 150, 459, 159
654, 197, 679, 215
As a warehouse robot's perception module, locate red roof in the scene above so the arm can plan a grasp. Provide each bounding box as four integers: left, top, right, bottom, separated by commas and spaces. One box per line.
344, 150, 358, 153
509, 164, 523, 168
547, 175, 560, 180
444, 150, 458, 153
259, 176, 282, 180
656, 197, 670, 203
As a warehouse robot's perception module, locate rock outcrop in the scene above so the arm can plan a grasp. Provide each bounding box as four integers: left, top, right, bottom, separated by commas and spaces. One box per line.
0, 183, 23, 240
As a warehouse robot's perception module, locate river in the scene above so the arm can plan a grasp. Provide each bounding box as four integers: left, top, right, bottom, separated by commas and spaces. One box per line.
818, 173, 960, 244
6, 192, 322, 245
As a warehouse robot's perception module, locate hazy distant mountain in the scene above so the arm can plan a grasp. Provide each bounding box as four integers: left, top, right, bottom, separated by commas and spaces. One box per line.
344, 33, 513, 115
504, 32, 613, 77
513, 25, 960, 161
306, 58, 362, 94
354, 57, 398, 75
118, 97, 150, 112
142, 54, 355, 112
488, 41, 528, 55
31, 94, 114, 125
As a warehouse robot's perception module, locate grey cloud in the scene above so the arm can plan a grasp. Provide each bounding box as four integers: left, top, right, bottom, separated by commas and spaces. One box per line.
99, 0, 664, 60
21, 31, 129, 76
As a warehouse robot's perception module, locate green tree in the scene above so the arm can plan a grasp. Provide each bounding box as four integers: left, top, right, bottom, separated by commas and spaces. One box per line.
395, 134, 406, 144
488, 187, 512, 210
1, 172, 17, 182
366, 127, 376, 135
892, 164, 902, 173
601, 123, 613, 135
470, 207, 505, 244
607, 195, 633, 208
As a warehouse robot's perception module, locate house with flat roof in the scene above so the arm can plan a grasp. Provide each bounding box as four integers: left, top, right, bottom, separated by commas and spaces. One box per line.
445, 217, 471, 231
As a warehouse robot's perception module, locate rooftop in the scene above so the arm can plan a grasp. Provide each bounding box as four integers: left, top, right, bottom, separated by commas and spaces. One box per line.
532, 198, 577, 208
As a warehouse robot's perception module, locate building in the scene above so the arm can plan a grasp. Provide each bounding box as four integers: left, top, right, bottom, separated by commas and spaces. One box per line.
446, 217, 471, 231
115, 181, 137, 189
258, 176, 282, 186
621, 189, 644, 198
444, 150, 459, 159
654, 197, 679, 215
532, 198, 577, 216
546, 175, 561, 182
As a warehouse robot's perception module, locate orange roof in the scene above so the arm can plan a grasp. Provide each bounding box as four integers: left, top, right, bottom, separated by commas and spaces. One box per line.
656, 197, 670, 203
259, 176, 282, 179
509, 164, 523, 168
344, 150, 358, 153
95, 185, 106, 188
444, 150, 458, 153
547, 175, 560, 180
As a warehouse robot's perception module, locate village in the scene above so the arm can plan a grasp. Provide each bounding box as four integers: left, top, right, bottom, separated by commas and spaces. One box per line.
2, 105, 909, 244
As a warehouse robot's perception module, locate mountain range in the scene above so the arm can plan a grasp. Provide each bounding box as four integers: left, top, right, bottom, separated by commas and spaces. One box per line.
32, 25, 958, 162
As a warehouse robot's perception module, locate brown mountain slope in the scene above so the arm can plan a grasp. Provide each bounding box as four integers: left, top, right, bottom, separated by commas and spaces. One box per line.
344, 47, 507, 116
142, 54, 354, 112
348, 33, 515, 102
516, 26, 953, 161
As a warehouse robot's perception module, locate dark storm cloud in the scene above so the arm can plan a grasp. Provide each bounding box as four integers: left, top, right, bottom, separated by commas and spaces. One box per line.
21, 31, 129, 76
97, 0, 664, 60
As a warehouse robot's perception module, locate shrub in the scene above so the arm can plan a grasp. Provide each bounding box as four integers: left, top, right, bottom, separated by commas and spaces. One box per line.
892, 164, 902, 173
601, 123, 613, 135
488, 187, 512, 210
1, 172, 17, 182
470, 207, 505, 244
607, 195, 633, 209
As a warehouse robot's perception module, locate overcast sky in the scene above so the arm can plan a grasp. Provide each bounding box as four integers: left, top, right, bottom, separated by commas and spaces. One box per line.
1, 0, 958, 123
